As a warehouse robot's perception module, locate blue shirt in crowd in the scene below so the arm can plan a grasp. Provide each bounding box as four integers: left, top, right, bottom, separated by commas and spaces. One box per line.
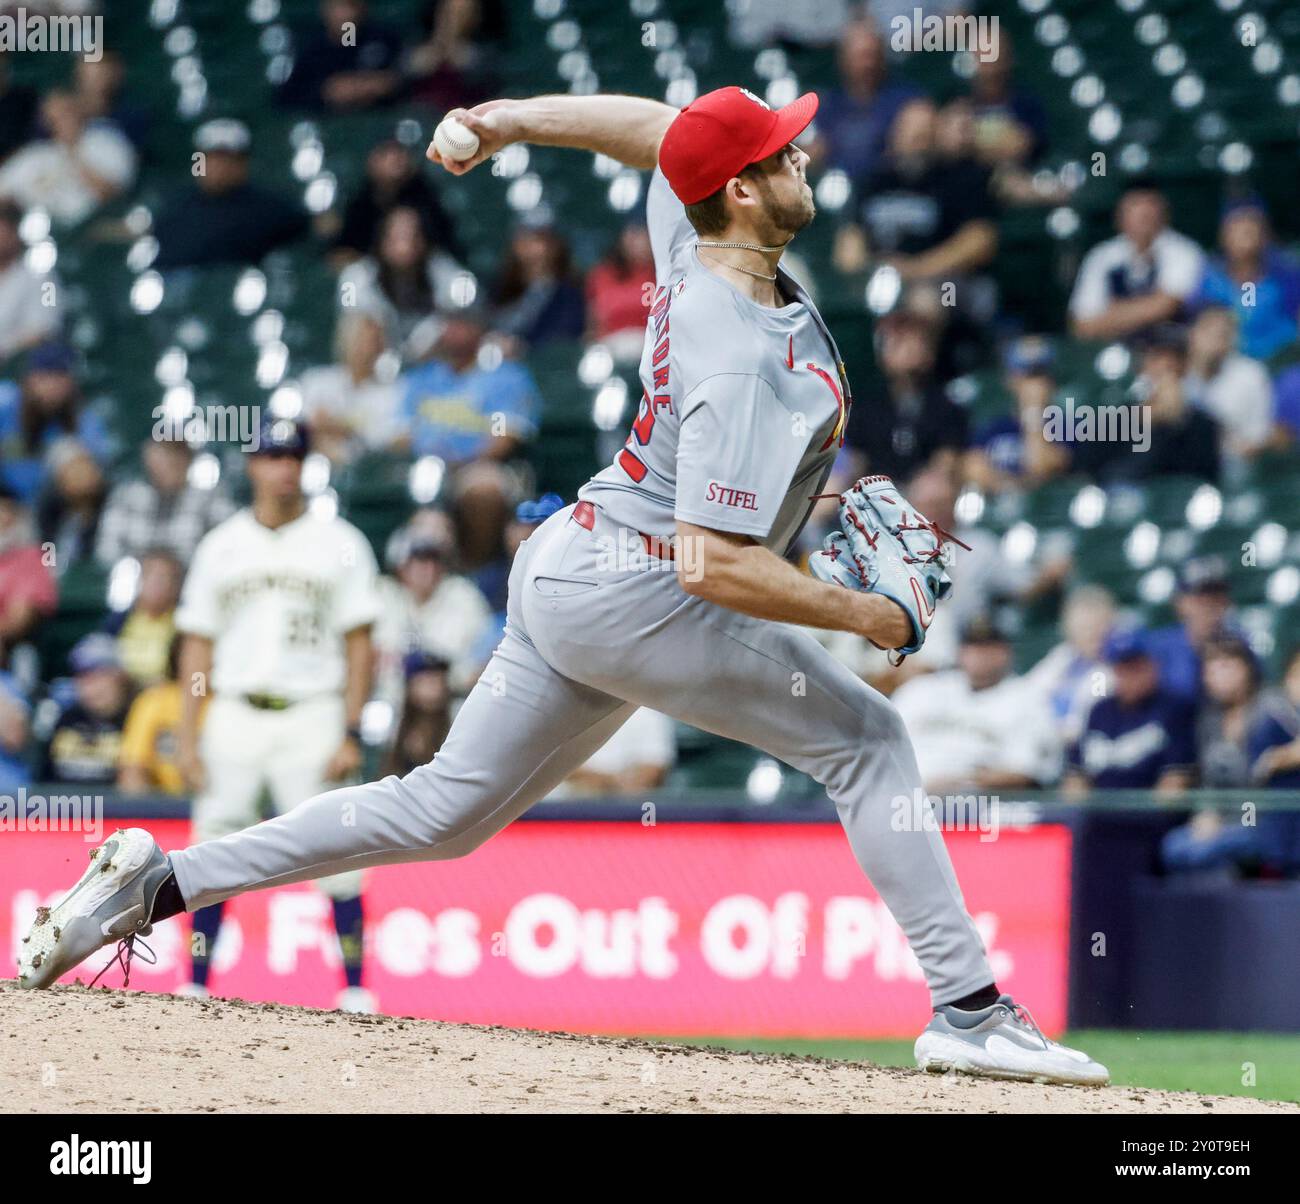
1192, 249, 1300, 360
816, 83, 921, 181
1272, 363, 1300, 441
399, 358, 539, 464
0, 380, 113, 503
1069, 690, 1197, 788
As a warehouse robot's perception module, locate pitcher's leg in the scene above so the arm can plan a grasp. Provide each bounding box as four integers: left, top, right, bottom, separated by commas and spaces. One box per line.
701, 624, 992, 1004
170, 627, 633, 909
535, 580, 993, 1006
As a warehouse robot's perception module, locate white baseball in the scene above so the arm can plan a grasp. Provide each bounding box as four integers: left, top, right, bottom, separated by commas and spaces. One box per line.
433, 116, 480, 162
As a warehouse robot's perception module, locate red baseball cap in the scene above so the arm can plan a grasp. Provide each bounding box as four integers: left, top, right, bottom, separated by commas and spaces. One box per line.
658, 86, 819, 205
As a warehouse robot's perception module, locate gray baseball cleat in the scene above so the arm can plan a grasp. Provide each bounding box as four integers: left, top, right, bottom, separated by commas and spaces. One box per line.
17, 827, 173, 990
914, 994, 1109, 1086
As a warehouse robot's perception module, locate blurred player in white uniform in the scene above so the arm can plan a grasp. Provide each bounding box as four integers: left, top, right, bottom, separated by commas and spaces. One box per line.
173, 416, 381, 1012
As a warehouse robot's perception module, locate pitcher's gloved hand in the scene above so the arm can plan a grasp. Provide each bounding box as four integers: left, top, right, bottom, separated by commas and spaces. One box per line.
808, 474, 970, 660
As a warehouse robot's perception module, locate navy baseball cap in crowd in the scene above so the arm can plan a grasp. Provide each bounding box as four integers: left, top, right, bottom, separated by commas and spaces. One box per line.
515, 493, 565, 525
68, 632, 121, 674
1002, 336, 1055, 377
252, 415, 310, 458
402, 650, 451, 679
1221, 194, 1267, 222
27, 342, 77, 374
1177, 555, 1229, 595
1102, 627, 1151, 664
960, 612, 1013, 645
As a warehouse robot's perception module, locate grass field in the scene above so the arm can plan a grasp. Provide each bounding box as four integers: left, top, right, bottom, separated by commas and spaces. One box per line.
666, 1032, 1300, 1103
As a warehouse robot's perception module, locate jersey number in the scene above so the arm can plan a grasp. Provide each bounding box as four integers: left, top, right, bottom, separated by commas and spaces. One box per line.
618, 389, 656, 483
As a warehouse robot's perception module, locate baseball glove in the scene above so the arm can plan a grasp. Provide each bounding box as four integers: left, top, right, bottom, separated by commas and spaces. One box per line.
808, 474, 970, 661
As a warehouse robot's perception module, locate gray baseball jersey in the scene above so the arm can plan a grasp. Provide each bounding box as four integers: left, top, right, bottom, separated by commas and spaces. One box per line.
170, 158, 993, 1009
580, 168, 850, 556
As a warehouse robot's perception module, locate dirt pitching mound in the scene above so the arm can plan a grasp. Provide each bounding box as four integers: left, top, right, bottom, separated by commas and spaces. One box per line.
1, 982, 1292, 1114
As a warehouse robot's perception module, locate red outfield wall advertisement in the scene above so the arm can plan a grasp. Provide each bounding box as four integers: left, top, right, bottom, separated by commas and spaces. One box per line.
2, 819, 1072, 1037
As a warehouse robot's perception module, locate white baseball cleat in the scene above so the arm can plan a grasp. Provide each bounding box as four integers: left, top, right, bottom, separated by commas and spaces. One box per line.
17, 827, 173, 990
914, 994, 1109, 1086
335, 986, 378, 1014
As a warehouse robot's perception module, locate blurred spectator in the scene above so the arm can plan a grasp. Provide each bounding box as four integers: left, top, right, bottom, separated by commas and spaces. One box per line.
1025, 584, 1117, 745
1191, 197, 1300, 361
405, 0, 508, 111
95, 438, 236, 569
729, 0, 849, 47
963, 336, 1070, 493
153, 120, 309, 269
1069, 327, 1221, 483
835, 99, 998, 294
118, 633, 191, 795
1194, 635, 1265, 788
381, 650, 452, 778
337, 204, 464, 362
0, 89, 136, 226
36, 438, 106, 571
1185, 305, 1273, 465
0, 666, 29, 793
0, 199, 60, 360
299, 314, 403, 463
491, 221, 585, 349
0, 342, 112, 504
1250, 646, 1300, 790
585, 222, 655, 364
37, 632, 132, 785
1162, 644, 1300, 877
278, 0, 403, 111
0, 52, 39, 165
72, 49, 150, 153
1145, 556, 1238, 705
102, 548, 182, 689
0, 486, 57, 659
1064, 628, 1195, 795
1069, 181, 1203, 343
808, 18, 920, 180
554, 707, 677, 796
396, 308, 539, 564
844, 310, 969, 481
965, 32, 1048, 169
1270, 362, 1300, 448
892, 613, 1060, 793
329, 137, 460, 268
373, 511, 492, 706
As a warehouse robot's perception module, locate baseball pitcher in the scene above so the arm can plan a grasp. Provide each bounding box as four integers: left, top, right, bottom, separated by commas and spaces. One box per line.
20, 89, 1106, 1084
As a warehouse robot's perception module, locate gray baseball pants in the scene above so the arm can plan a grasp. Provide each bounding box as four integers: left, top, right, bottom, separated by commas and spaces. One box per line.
170, 504, 993, 1005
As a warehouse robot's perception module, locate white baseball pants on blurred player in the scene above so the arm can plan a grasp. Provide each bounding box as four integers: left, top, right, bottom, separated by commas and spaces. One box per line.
192, 693, 361, 899
171, 504, 993, 1005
